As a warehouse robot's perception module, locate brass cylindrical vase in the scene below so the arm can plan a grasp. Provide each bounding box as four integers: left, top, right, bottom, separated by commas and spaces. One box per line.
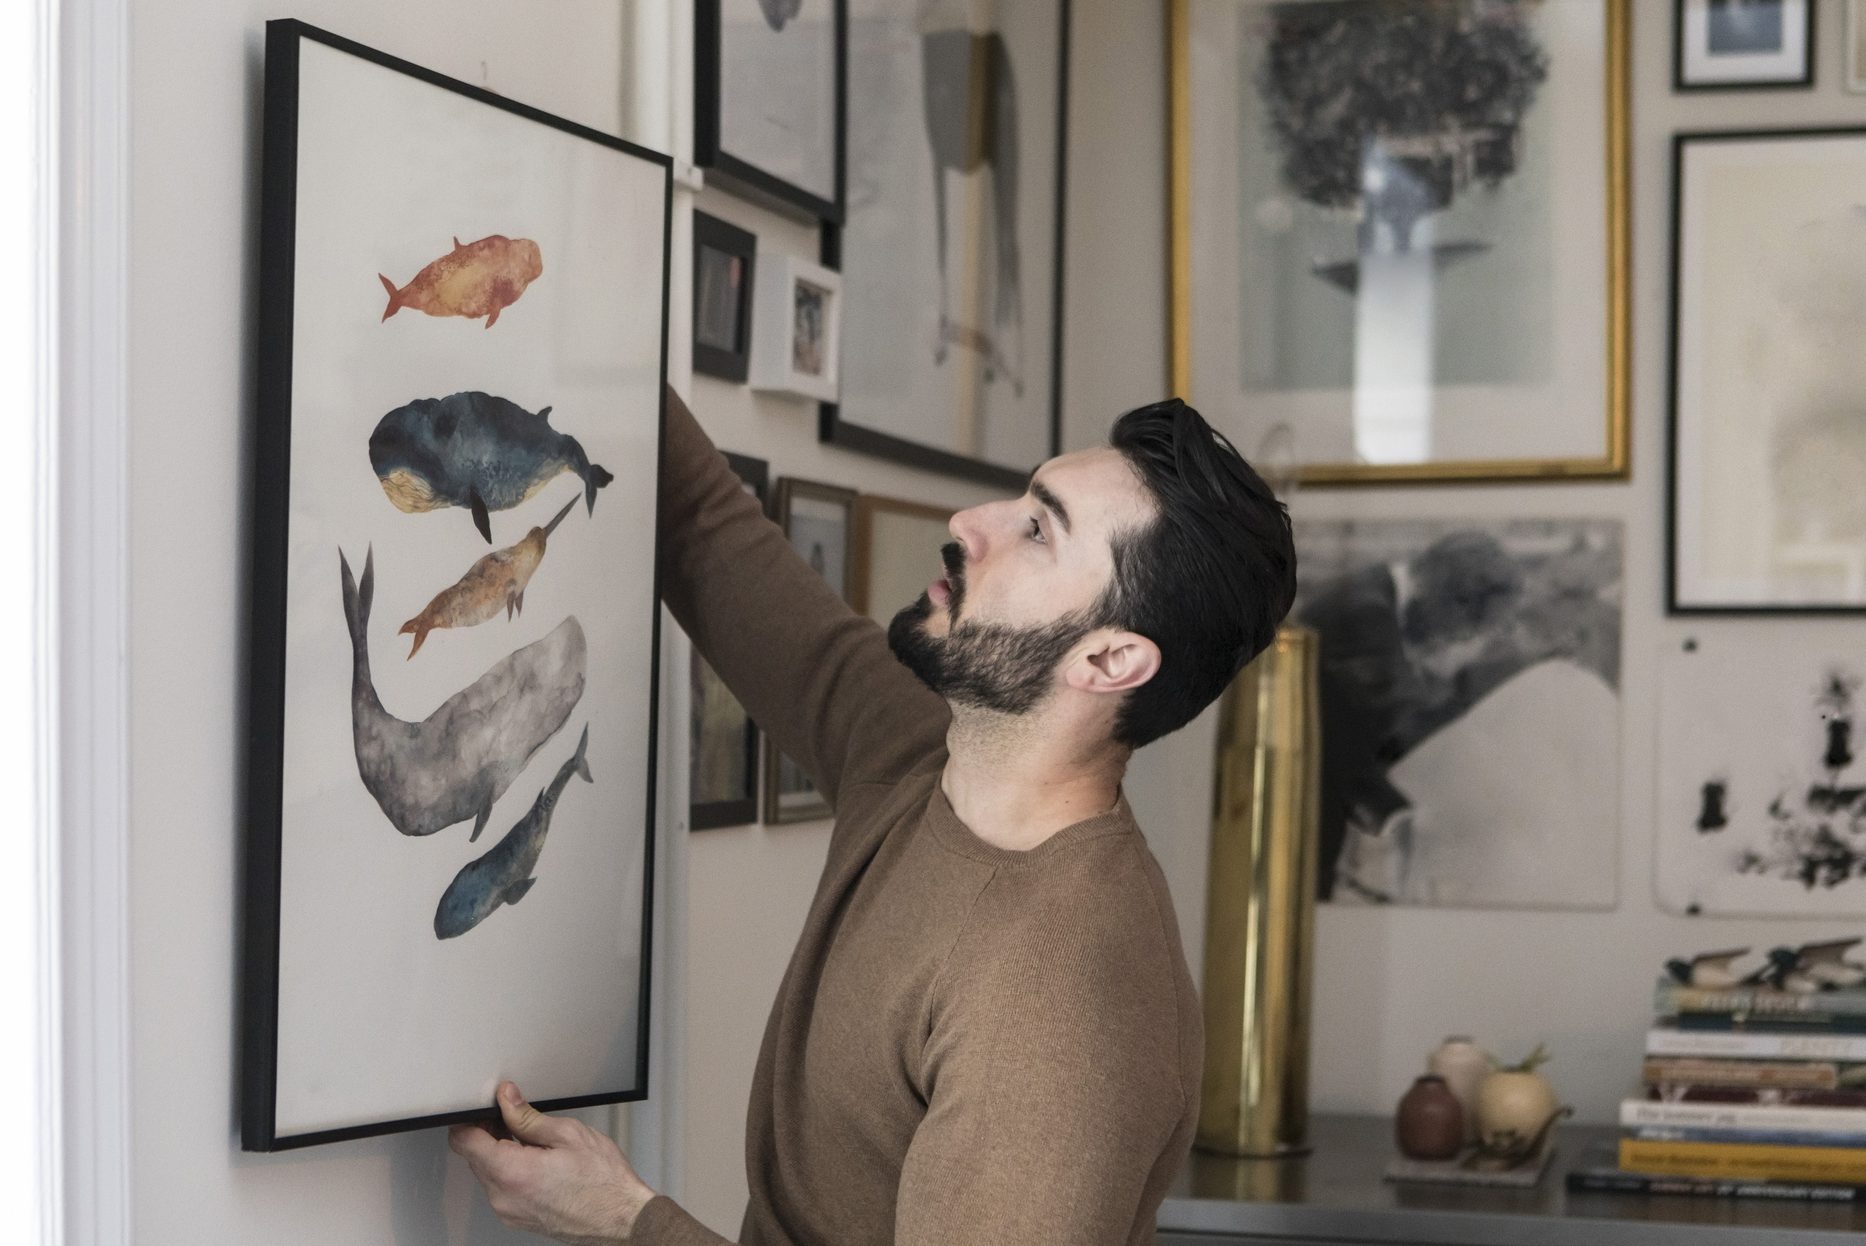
1197, 624, 1320, 1158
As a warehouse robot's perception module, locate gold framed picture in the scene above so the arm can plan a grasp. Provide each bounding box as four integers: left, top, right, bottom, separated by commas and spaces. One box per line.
1168, 0, 1630, 485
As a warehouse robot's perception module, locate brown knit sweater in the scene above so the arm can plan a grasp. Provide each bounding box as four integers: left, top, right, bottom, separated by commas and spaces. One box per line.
631, 391, 1202, 1245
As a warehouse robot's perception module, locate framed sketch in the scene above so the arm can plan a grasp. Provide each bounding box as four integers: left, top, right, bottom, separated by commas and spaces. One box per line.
242, 21, 670, 1150
691, 453, 768, 830
1169, 0, 1631, 484
1668, 128, 1866, 613
692, 211, 757, 383
1849, 0, 1866, 93
1657, 633, 1866, 916
1675, 0, 1813, 90
1293, 518, 1623, 909
824, 0, 1071, 489
764, 477, 856, 824
750, 252, 841, 402
851, 494, 957, 624
695, 0, 845, 221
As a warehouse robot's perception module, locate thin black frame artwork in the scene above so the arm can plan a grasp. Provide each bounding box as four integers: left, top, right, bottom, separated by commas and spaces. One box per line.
243, 20, 670, 1151
1666, 126, 1866, 615
1674, 0, 1814, 91
690, 452, 767, 830
695, 0, 847, 222
692, 211, 758, 383
819, 1, 1072, 490
763, 476, 856, 824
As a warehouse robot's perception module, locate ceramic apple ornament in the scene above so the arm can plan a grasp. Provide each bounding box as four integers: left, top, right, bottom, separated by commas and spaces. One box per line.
1476, 1043, 1566, 1160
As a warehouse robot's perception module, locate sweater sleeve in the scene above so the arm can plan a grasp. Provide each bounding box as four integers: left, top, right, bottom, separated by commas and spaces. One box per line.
626, 1195, 734, 1246
891, 855, 1194, 1245
657, 386, 950, 804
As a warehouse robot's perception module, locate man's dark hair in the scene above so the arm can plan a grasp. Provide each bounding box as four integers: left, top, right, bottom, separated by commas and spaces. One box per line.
1097, 398, 1297, 750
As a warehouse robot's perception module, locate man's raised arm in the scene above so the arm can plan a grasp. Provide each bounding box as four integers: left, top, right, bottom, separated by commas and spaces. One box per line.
657, 386, 949, 809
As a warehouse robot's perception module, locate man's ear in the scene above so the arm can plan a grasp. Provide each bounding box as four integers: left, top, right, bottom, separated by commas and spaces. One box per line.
1067, 630, 1161, 696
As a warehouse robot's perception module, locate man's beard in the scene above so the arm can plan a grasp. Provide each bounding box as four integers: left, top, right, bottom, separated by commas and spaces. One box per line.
886, 543, 1099, 715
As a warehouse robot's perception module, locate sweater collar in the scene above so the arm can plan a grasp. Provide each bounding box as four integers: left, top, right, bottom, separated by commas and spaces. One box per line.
922, 776, 1139, 867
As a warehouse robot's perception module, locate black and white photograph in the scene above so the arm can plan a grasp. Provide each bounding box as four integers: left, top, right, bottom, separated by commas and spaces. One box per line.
1657, 633, 1866, 916
763, 477, 855, 824
689, 453, 767, 830
692, 210, 757, 383
1294, 518, 1623, 909
1675, 0, 1814, 90
1669, 128, 1866, 612
1174, 0, 1629, 483
242, 22, 668, 1149
826, 0, 1069, 487
695, 0, 844, 220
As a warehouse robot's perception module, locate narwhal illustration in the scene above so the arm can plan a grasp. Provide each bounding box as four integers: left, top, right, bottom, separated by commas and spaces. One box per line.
399, 494, 579, 658
433, 725, 592, 940
368, 391, 614, 543
341, 547, 585, 841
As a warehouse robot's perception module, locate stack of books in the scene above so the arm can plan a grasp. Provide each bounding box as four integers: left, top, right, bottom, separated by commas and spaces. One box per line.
1568, 973, 1866, 1203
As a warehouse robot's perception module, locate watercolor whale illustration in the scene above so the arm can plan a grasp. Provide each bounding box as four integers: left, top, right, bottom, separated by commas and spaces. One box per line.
399, 494, 579, 659
368, 391, 614, 543
340, 546, 585, 841
378, 234, 542, 328
433, 724, 593, 940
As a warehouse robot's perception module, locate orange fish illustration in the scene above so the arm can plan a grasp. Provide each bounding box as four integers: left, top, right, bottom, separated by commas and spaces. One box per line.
399, 495, 578, 658
378, 234, 543, 329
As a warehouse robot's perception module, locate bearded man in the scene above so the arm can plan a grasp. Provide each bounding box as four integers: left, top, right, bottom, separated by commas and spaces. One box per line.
451, 386, 1298, 1245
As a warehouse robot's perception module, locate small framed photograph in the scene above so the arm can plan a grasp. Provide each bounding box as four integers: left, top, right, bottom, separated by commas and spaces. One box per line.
1668, 127, 1866, 612
764, 477, 856, 824
851, 495, 957, 625
690, 453, 767, 829
1675, 0, 1813, 90
750, 253, 841, 403
691, 211, 757, 383
1849, 0, 1866, 92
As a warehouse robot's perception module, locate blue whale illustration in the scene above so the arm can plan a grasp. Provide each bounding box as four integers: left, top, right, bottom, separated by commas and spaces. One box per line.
340, 547, 585, 841
433, 725, 592, 939
368, 391, 615, 542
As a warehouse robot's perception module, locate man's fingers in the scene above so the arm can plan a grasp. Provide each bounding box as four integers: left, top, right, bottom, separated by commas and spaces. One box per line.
495, 1082, 575, 1147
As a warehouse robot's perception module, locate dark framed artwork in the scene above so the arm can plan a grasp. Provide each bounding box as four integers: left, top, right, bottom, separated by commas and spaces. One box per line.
243, 21, 670, 1151
851, 494, 956, 624
692, 211, 757, 383
695, 0, 846, 222
1170, 0, 1630, 484
1294, 518, 1623, 910
822, 0, 1071, 489
690, 452, 767, 829
1668, 128, 1866, 613
763, 477, 856, 824
1675, 0, 1813, 90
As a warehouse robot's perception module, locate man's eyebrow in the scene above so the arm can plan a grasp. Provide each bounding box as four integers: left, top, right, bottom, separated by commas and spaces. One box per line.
1030, 476, 1072, 535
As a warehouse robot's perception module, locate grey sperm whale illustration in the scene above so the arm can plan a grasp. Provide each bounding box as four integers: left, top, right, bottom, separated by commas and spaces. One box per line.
433, 725, 593, 940
340, 546, 586, 841
368, 391, 615, 543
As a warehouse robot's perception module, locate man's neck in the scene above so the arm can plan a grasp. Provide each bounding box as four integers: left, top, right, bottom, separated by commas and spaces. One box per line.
938, 710, 1128, 852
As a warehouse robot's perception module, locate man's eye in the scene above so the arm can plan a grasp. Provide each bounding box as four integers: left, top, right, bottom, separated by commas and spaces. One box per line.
1027, 516, 1045, 543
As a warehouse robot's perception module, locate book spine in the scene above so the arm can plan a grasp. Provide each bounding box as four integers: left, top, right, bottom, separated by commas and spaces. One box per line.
1620, 1138, 1866, 1183
1658, 983, 1866, 1018
1668, 1013, 1866, 1034
1621, 1099, 1866, 1133
1646, 1030, 1866, 1060
1630, 1126, 1866, 1148
1643, 1058, 1840, 1089
1567, 1169, 1866, 1202
1649, 1085, 1866, 1108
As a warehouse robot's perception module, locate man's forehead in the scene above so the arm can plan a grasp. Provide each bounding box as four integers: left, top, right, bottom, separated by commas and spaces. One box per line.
1030, 447, 1153, 531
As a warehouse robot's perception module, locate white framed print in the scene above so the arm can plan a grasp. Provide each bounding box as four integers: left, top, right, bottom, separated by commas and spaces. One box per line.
751, 252, 841, 402
1675, 0, 1814, 90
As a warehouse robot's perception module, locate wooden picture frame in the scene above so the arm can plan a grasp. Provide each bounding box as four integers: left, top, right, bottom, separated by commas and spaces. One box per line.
851, 494, 957, 624
689, 453, 768, 829
763, 477, 856, 824
691, 211, 757, 384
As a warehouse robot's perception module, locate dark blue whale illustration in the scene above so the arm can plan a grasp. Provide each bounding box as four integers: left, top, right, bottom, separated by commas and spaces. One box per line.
433, 724, 592, 940
340, 546, 586, 841
368, 391, 615, 543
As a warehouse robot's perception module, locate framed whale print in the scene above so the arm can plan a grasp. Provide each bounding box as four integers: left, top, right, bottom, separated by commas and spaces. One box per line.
242, 20, 670, 1150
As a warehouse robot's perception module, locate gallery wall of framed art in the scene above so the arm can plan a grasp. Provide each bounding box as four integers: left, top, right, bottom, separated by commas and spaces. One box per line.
242, 20, 669, 1150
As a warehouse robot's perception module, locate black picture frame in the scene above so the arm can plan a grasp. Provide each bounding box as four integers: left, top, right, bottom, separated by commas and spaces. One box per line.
695, 0, 847, 223
243, 19, 670, 1151
818, 2, 1071, 491
1665, 125, 1866, 616
689, 451, 767, 829
1674, 0, 1815, 92
692, 211, 758, 383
